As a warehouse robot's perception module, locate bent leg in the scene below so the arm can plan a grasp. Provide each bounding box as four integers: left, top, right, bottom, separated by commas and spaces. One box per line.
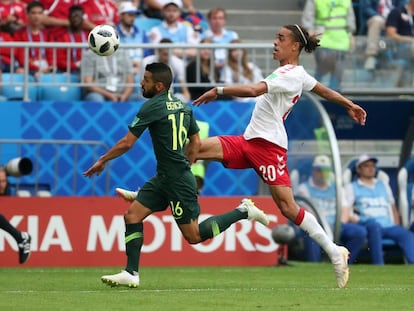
0, 213, 22, 243
383, 226, 414, 264
123, 201, 153, 274
197, 137, 224, 161
364, 219, 384, 265
269, 185, 338, 259
179, 208, 247, 244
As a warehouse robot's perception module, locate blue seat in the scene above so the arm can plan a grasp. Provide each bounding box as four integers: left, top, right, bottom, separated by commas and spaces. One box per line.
37, 73, 81, 101
0, 73, 37, 101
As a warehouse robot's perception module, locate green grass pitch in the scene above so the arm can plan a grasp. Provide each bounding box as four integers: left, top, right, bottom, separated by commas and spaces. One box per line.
0, 263, 413, 311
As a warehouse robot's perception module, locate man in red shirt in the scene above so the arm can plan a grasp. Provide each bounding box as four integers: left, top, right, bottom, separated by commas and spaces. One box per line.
48, 5, 88, 74
0, 0, 27, 35
14, 1, 54, 76
0, 30, 14, 72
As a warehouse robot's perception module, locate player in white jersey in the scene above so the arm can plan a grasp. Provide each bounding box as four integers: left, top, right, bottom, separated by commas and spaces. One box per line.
192, 24, 367, 288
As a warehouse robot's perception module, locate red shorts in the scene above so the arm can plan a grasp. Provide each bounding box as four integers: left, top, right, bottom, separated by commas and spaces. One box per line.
218, 135, 291, 186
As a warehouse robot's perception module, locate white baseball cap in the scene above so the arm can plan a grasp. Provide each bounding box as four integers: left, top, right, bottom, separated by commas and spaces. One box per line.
312, 155, 331, 169
118, 1, 140, 15
160, 0, 183, 9
356, 154, 378, 167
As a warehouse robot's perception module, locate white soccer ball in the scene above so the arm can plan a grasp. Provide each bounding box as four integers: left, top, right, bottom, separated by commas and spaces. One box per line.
88, 24, 120, 56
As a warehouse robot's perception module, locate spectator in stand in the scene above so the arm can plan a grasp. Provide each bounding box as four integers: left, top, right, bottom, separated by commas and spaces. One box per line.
38, 0, 93, 39
202, 7, 239, 72
140, 0, 198, 19
0, 30, 15, 72
14, 1, 54, 77
0, 0, 27, 35
186, 38, 219, 100
141, 37, 190, 102
219, 39, 264, 102
302, 0, 356, 90
295, 155, 367, 263
81, 48, 144, 102
343, 154, 414, 264
147, 0, 199, 59
0, 167, 32, 264
361, 0, 405, 70
81, 0, 119, 30
385, 0, 414, 87
49, 5, 88, 74
116, 1, 150, 76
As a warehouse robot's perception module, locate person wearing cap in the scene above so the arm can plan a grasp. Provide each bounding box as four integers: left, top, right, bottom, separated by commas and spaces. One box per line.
116, 1, 150, 76
147, 0, 199, 59
296, 155, 367, 263
343, 154, 414, 264
141, 0, 198, 20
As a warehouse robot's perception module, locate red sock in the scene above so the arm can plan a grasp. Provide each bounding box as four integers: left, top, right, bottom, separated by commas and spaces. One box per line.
294, 208, 305, 225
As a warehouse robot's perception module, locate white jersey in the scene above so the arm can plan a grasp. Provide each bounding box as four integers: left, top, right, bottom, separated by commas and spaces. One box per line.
243, 64, 317, 149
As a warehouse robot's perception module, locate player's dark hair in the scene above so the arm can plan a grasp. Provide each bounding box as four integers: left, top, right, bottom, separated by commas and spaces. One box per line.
285, 24, 319, 53
69, 5, 84, 15
26, 1, 44, 13
145, 62, 173, 89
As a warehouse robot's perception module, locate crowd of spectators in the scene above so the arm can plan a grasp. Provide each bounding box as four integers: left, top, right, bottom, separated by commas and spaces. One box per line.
0, 1, 254, 101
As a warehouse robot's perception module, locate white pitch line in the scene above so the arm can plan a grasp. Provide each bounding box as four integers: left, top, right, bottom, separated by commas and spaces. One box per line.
1, 287, 412, 294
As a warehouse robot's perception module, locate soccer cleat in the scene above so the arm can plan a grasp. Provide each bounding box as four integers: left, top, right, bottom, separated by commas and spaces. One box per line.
238, 198, 270, 226
115, 188, 138, 203
18, 232, 31, 264
101, 270, 140, 288
332, 246, 350, 288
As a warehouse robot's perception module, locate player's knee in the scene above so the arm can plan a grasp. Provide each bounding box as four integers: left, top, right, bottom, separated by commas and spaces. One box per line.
183, 233, 202, 244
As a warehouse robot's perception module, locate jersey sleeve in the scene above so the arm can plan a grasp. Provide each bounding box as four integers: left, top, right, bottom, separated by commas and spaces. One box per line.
128, 100, 156, 138
302, 69, 318, 91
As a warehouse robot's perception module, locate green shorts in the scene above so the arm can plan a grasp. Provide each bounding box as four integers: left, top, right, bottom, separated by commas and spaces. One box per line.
136, 170, 200, 224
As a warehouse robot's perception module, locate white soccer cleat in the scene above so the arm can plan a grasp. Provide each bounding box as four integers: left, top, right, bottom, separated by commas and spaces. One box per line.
115, 188, 138, 202
238, 198, 270, 226
332, 246, 350, 288
101, 270, 140, 288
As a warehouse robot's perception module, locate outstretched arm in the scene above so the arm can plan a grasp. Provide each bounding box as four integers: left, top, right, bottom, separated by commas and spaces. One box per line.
83, 131, 138, 177
311, 82, 367, 126
192, 82, 267, 106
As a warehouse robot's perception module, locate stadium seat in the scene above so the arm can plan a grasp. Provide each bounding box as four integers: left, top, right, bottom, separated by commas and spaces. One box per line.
0, 73, 37, 101
397, 157, 414, 229
37, 73, 82, 101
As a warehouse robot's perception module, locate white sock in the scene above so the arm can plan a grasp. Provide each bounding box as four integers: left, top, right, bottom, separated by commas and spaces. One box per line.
298, 210, 338, 259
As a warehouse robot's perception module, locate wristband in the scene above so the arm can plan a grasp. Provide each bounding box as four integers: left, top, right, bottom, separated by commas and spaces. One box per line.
217, 87, 224, 95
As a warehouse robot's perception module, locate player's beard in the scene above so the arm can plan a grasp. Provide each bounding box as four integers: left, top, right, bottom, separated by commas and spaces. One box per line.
142, 85, 157, 98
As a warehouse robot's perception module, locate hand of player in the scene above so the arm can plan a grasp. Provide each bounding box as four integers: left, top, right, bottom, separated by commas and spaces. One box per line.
192, 88, 217, 106
83, 160, 106, 177
348, 104, 367, 126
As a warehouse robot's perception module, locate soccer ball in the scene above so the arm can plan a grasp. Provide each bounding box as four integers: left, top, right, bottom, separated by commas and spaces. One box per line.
271, 224, 295, 245
88, 24, 120, 56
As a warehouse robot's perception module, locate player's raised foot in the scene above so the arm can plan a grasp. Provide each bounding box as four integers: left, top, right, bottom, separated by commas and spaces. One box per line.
237, 198, 269, 226
18, 232, 31, 264
101, 270, 140, 288
332, 246, 350, 288
115, 188, 138, 202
